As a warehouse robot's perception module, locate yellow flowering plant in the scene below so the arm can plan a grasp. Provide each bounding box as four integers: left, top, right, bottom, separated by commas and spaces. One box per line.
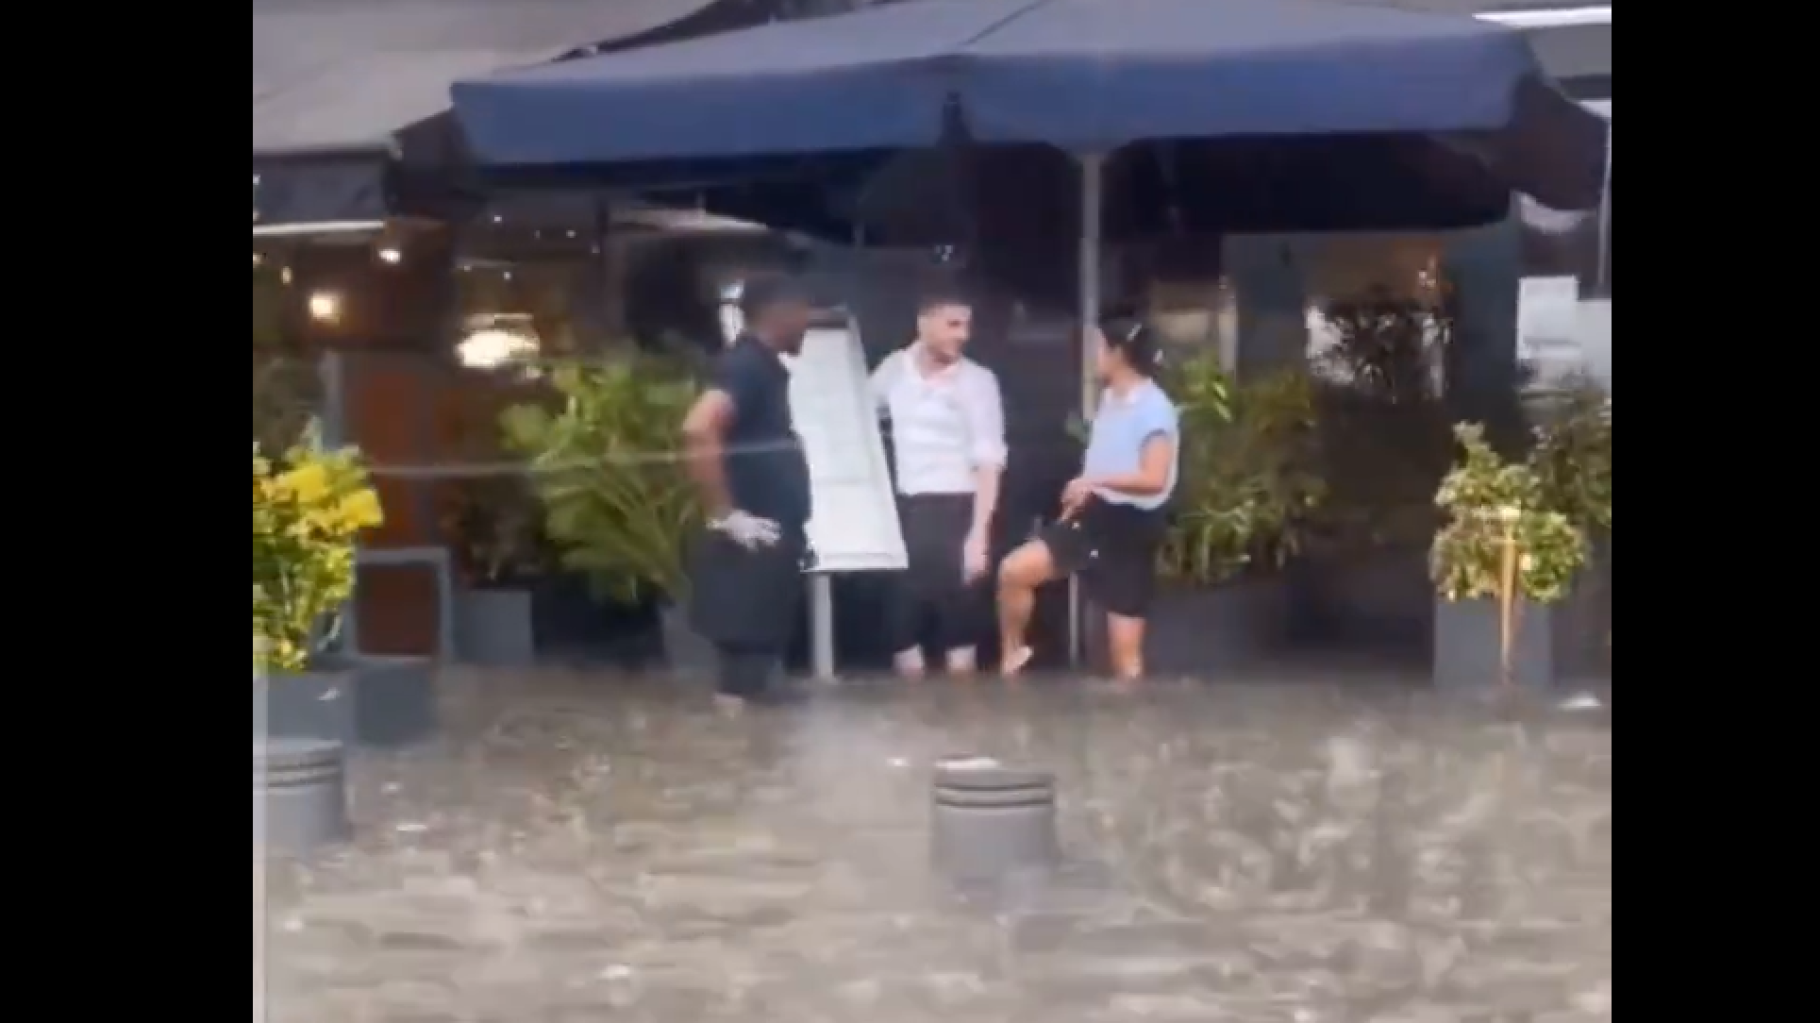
1430, 424, 1585, 604
252, 434, 384, 672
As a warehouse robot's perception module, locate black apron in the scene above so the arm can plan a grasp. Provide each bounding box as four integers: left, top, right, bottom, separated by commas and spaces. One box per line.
687, 528, 808, 651
898, 493, 974, 602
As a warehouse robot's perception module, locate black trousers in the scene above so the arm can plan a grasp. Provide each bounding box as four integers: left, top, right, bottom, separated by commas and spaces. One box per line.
689, 527, 808, 697
890, 493, 986, 654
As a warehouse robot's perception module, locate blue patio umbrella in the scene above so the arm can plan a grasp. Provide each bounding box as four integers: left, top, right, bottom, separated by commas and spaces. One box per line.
452, 0, 1602, 374
451, 0, 1604, 385
453, 0, 1605, 664
452, 0, 1600, 189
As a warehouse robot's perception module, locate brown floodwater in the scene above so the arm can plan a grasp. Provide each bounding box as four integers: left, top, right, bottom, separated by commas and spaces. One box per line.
261, 668, 1612, 1023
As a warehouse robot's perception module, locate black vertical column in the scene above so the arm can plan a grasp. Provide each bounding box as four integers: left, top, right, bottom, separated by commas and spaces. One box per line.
1443, 210, 1523, 432
1227, 234, 1310, 379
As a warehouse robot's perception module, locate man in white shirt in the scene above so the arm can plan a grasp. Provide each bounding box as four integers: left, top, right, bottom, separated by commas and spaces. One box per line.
871, 287, 1007, 678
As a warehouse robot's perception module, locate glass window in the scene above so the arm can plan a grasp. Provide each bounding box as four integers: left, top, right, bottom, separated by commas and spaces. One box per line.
1299, 233, 1448, 393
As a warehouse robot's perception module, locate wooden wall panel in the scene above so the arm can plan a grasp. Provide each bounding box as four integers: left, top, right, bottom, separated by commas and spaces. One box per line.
346, 358, 432, 549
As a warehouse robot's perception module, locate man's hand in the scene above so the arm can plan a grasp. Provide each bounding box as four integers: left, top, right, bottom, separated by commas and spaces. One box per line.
710, 510, 782, 551
962, 529, 990, 584
1059, 477, 1095, 519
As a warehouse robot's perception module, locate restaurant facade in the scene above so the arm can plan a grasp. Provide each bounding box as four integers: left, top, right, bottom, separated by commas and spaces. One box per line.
253, 0, 1612, 663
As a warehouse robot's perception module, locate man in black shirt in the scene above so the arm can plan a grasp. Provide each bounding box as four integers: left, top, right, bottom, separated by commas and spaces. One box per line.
681, 276, 814, 710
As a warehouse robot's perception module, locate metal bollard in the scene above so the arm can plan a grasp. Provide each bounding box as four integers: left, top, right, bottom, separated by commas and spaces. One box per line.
254, 738, 350, 855
931, 758, 1059, 882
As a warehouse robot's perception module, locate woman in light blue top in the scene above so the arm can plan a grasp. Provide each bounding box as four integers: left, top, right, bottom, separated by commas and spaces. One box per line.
998, 314, 1180, 683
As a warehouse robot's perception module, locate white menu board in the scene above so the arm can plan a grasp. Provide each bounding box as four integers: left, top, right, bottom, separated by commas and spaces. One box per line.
1519, 276, 1580, 348
784, 320, 907, 574
1517, 275, 1582, 370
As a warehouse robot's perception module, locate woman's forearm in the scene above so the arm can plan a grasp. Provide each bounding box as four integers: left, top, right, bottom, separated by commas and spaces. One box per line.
1089, 470, 1168, 497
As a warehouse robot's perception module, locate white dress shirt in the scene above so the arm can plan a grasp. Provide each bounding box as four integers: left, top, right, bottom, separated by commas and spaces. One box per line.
871, 345, 1007, 496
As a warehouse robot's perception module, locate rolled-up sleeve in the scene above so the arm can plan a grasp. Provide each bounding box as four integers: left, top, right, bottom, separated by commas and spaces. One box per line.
962, 368, 1008, 470
1138, 391, 1179, 445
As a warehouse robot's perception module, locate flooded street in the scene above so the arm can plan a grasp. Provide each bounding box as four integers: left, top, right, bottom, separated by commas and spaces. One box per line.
262, 670, 1612, 1022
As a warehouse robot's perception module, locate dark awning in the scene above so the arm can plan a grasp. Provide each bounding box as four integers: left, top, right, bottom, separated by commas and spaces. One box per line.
253, 0, 734, 226
1522, 22, 1612, 84
253, 0, 733, 157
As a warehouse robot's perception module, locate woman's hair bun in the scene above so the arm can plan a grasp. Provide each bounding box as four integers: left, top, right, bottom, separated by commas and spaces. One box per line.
1098, 309, 1163, 375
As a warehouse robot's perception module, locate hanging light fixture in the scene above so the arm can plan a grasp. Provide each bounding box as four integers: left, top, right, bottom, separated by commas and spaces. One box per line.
307, 291, 342, 324
457, 314, 542, 375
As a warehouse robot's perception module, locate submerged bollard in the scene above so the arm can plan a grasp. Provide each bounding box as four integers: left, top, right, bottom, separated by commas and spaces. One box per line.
931, 757, 1059, 882
254, 738, 350, 855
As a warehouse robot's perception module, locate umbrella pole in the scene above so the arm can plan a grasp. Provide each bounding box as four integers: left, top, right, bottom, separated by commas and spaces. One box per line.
1069, 152, 1106, 668
1595, 121, 1613, 295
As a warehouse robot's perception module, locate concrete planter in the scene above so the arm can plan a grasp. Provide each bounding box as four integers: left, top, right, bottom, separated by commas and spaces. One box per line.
255, 655, 438, 748
453, 587, 535, 667
1552, 543, 1612, 684
1432, 596, 1556, 691
931, 760, 1058, 882
1288, 548, 1434, 654
1433, 542, 1612, 692
660, 604, 718, 681
531, 574, 659, 666
253, 738, 349, 855
1088, 575, 1291, 677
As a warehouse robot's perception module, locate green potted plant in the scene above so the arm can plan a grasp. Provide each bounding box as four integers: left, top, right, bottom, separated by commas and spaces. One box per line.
1528, 377, 1613, 678
1160, 360, 1326, 673
1085, 354, 1325, 675
1430, 423, 1589, 690
445, 476, 548, 667
252, 259, 318, 454
253, 434, 432, 745
501, 355, 707, 672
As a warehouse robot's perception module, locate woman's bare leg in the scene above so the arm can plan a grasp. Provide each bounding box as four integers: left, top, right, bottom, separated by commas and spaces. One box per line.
997, 540, 1059, 676
1105, 613, 1147, 683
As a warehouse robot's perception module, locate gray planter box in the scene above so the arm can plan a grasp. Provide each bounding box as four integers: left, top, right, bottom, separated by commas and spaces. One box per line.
1552, 544, 1612, 684
1433, 596, 1555, 691
1433, 540, 1612, 692
254, 655, 438, 748
1288, 548, 1434, 653
1087, 575, 1291, 677
660, 604, 718, 681
453, 587, 536, 667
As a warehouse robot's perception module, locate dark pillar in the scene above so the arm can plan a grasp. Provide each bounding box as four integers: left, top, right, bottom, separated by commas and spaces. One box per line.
1442, 210, 1523, 429
1227, 235, 1310, 379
